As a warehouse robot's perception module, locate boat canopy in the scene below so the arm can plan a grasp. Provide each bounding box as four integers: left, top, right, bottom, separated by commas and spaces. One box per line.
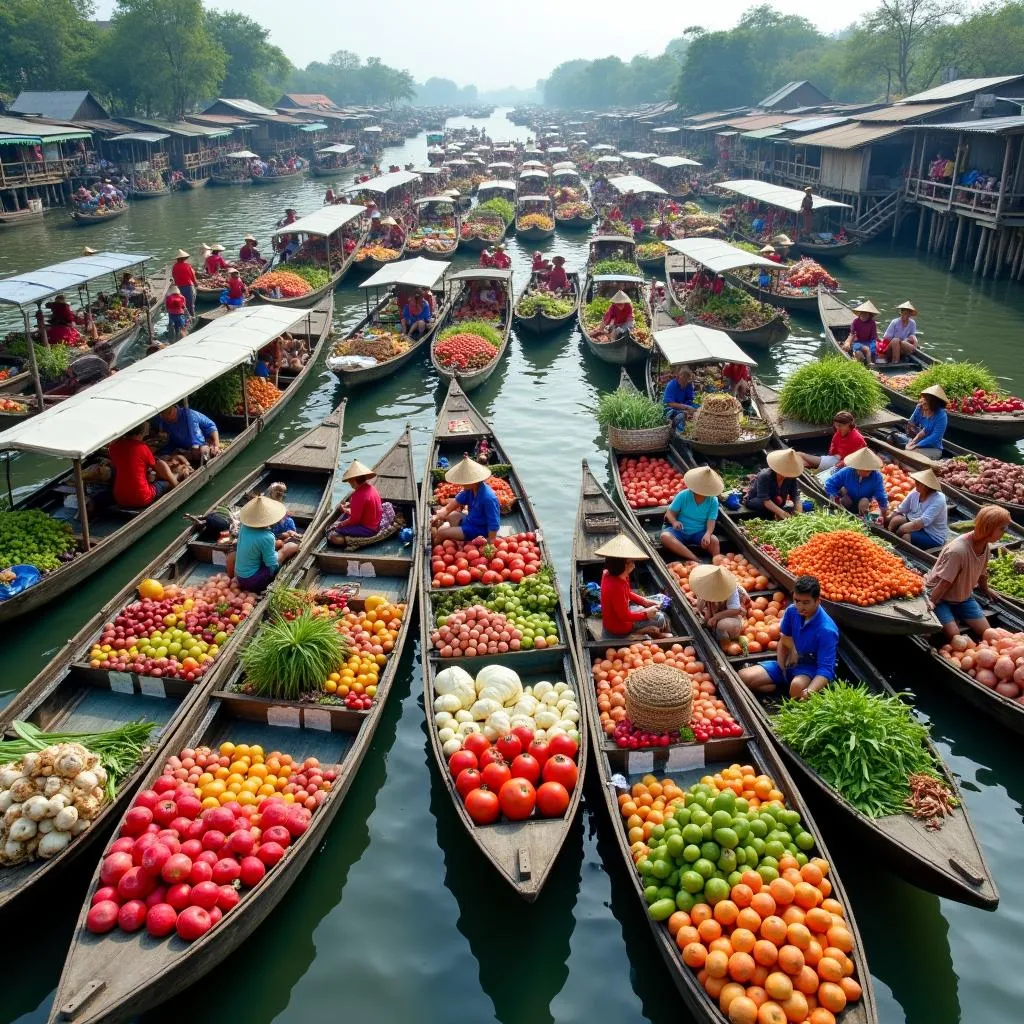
592, 274, 646, 285
590, 235, 637, 247
449, 268, 513, 282
596, 156, 624, 164
519, 169, 549, 179
517, 194, 551, 206
0, 252, 151, 308
665, 237, 778, 273
414, 195, 456, 206
0, 307, 308, 459
225, 150, 258, 159
591, 144, 617, 152
347, 170, 421, 195
718, 179, 852, 212
272, 204, 364, 238
319, 144, 355, 155
360, 257, 450, 290
651, 155, 702, 169
608, 175, 666, 195
552, 161, 577, 171
477, 180, 516, 192
521, 161, 547, 169
547, 146, 568, 154
620, 151, 657, 160
654, 324, 756, 368
362, 125, 383, 133
487, 161, 514, 170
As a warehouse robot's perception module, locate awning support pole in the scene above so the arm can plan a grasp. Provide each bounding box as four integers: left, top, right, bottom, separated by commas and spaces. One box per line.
22, 308, 44, 408
241, 364, 251, 428
74, 458, 92, 550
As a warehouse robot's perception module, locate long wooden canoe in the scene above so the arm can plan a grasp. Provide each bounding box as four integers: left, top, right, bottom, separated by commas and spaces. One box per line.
353, 234, 407, 275
578, 274, 653, 366
458, 213, 509, 252
418, 382, 588, 899
0, 403, 345, 921
513, 270, 579, 334
795, 236, 860, 259
571, 461, 878, 1024
254, 239, 365, 310
48, 426, 420, 1024
250, 168, 305, 185
0, 295, 334, 624
819, 288, 1024, 441
0, 205, 45, 228
729, 270, 821, 313
70, 205, 128, 226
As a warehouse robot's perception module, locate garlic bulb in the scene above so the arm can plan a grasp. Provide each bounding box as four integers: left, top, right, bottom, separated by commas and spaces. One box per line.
9, 817, 37, 843
9, 777, 36, 802
38, 831, 71, 858
73, 770, 98, 793
3, 803, 24, 827
42, 776, 63, 798
0, 766, 22, 789
21, 752, 40, 776
54, 806, 78, 832
22, 795, 50, 822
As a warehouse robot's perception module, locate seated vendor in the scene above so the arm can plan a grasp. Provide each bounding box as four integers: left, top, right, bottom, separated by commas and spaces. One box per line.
265, 481, 300, 542
885, 468, 949, 549
204, 244, 230, 276
596, 533, 669, 639
491, 244, 511, 270
254, 339, 281, 384
690, 564, 750, 643
226, 496, 299, 592
156, 405, 220, 464
745, 448, 803, 519
331, 460, 384, 538
599, 290, 635, 341
430, 456, 499, 543
223, 268, 248, 308
661, 466, 724, 560
108, 423, 177, 508
239, 235, 265, 265
880, 301, 919, 364
401, 291, 432, 338
44, 293, 82, 345
738, 575, 839, 701
545, 255, 569, 293
722, 361, 751, 403
800, 410, 865, 471
823, 447, 888, 517
663, 367, 699, 427
848, 301, 880, 364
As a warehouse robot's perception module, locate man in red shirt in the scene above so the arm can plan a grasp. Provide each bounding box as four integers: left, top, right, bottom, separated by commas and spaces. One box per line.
479, 248, 495, 269
224, 269, 248, 307
723, 362, 752, 402
108, 424, 177, 508
170, 250, 197, 315
491, 244, 511, 270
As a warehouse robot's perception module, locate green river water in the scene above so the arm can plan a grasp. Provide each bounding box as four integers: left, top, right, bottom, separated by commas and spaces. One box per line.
2, 110, 1023, 1024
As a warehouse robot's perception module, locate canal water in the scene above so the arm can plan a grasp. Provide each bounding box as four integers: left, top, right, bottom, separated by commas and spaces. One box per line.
2, 110, 1022, 1024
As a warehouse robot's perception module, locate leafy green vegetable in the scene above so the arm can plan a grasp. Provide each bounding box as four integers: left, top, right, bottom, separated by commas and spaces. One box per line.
636, 242, 668, 260
778, 356, 887, 424
596, 390, 666, 430
744, 508, 875, 558
987, 552, 1024, 598
438, 321, 502, 348
285, 262, 331, 289
906, 361, 1001, 401
772, 682, 941, 818
192, 370, 243, 416
3, 338, 72, 381
476, 197, 514, 224
592, 258, 642, 277
517, 292, 574, 318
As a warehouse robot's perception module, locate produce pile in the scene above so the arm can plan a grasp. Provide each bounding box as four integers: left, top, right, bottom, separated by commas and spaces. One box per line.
405, 228, 456, 253
283, 263, 331, 290
430, 531, 543, 588
555, 202, 594, 219
945, 391, 1024, 415
193, 371, 245, 416
436, 666, 580, 824
617, 456, 687, 509
601, 219, 632, 236
434, 322, 500, 371
744, 509, 875, 560
637, 241, 668, 261
251, 271, 311, 298
3, 336, 74, 382
86, 744, 336, 940
591, 257, 642, 277
354, 244, 401, 263
593, 642, 741, 746
934, 455, 1024, 504
680, 213, 722, 233
985, 553, 1024, 602
779, 258, 838, 292
476, 197, 515, 224
515, 288, 571, 317
779, 357, 887, 424
453, 293, 505, 321
0, 723, 154, 865
241, 377, 282, 415
517, 213, 554, 231
683, 288, 785, 332
331, 327, 410, 364
582, 298, 651, 345
938, 628, 1024, 700
885, 362, 1024, 414
195, 261, 264, 291
433, 475, 516, 513
461, 215, 505, 241
629, 771, 864, 1022
598, 390, 665, 433
0, 397, 28, 414
0, 509, 77, 574
879, 463, 914, 506
88, 575, 253, 680
671, 553, 775, 597
773, 682, 949, 819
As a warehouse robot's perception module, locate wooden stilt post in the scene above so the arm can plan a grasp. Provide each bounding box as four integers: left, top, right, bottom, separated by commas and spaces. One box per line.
927, 209, 938, 252
974, 227, 987, 274
950, 215, 965, 271
916, 208, 927, 249
74, 459, 92, 550
21, 309, 44, 408
995, 229, 1010, 278
983, 227, 996, 277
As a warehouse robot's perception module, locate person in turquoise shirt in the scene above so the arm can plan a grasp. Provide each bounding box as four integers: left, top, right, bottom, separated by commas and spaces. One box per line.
226, 495, 300, 592
660, 466, 724, 560
823, 447, 888, 516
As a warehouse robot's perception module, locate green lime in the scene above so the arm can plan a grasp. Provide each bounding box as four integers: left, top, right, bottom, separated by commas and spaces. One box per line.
683, 844, 701, 863
714, 827, 739, 850
681, 870, 704, 894
675, 889, 697, 912
700, 841, 721, 862
704, 877, 730, 905
757, 864, 779, 883
694, 858, 715, 880
682, 823, 703, 845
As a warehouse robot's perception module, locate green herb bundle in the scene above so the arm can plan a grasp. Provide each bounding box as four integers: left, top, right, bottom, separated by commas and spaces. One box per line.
4, 338, 73, 379
906, 361, 1001, 401
778, 356, 887, 424
771, 682, 941, 818
476, 197, 515, 224
596, 390, 666, 430
438, 321, 502, 348
285, 262, 331, 290
986, 552, 1024, 599
592, 258, 642, 277
744, 508, 874, 558
192, 370, 243, 416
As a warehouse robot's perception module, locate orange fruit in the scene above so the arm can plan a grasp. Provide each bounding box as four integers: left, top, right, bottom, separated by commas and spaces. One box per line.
794, 882, 822, 909
759, 915, 787, 945
750, 892, 776, 919
698, 918, 723, 943
794, 965, 820, 995
729, 952, 756, 983
753, 939, 779, 967
821, 898, 844, 918
731, 883, 754, 908
676, 925, 700, 950
691, 903, 713, 925
781, 906, 805, 927
745, 985, 768, 1007
780, 991, 809, 1022
817, 957, 844, 983
715, 900, 740, 927
741, 870, 763, 893
757, 1003, 787, 1024
719, 982, 746, 1014
768, 878, 795, 907
778, 854, 799, 873
705, 975, 727, 998
805, 908, 832, 934
751, 965, 769, 987
706, 950, 730, 979
839, 977, 862, 1002
800, 863, 824, 887
804, 939, 823, 967
710, 937, 735, 956
736, 907, 762, 932
731, 928, 757, 954
777, 945, 805, 977
786, 923, 812, 950
764, 972, 793, 1002
683, 943, 708, 969
826, 926, 854, 953
728, 996, 759, 1024
817, 983, 847, 1014
667, 911, 690, 937
809, 1010, 837, 1024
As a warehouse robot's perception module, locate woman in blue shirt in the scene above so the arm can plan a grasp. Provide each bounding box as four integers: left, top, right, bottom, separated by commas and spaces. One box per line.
885, 467, 949, 549
891, 385, 948, 459
660, 466, 723, 560
822, 447, 888, 516
430, 456, 501, 544
226, 496, 300, 592
663, 367, 699, 428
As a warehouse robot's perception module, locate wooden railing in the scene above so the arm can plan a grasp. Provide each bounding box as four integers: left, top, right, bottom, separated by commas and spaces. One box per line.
905, 176, 1024, 217
770, 159, 821, 185
0, 158, 76, 187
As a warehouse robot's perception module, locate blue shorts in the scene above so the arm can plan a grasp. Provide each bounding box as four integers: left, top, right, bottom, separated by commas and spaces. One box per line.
670, 526, 710, 547
910, 529, 944, 549
763, 661, 822, 693
852, 340, 876, 359
933, 595, 984, 627
169, 313, 188, 329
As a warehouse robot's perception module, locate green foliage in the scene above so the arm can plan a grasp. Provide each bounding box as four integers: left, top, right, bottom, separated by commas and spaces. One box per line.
241, 611, 349, 700
284, 263, 331, 290
544, 51, 681, 107
0, 0, 98, 96
516, 293, 574, 318
778, 356, 888, 424
438, 321, 502, 348
192, 370, 242, 416
206, 10, 292, 107
286, 51, 414, 106
592, 258, 642, 277
476, 197, 515, 224
3, 338, 72, 380
906, 361, 1000, 400
596, 390, 666, 430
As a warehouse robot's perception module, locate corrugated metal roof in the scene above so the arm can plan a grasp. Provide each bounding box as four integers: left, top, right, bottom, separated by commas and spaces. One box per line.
665, 238, 778, 274
742, 127, 786, 140
783, 116, 849, 133
858, 101, 963, 122
915, 115, 1024, 135
126, 118, 227, 138
795, 122, 904, 149
207, 98, 277, 117
759, 82, 809, 108
900, 75, 1024, 103
0, 116, 89, 143
112, 132, 168, 144
684, 109, 746, 124
9, 90, 98, 120
187, 113, 252, 126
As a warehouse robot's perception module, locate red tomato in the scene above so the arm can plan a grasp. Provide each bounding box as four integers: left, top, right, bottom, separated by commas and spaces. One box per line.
456, 768, 483, 799
478, 746, 506, 769
464, 786, 500, 825
511, 725, 534, 751
481, 760, 511, 791
455, 569, 472, 586
462, 733, 491, 759
496, 734, 522, 761
448, 749, 478, 777
499, 778, 536, 820
527, 738, 551, 766
547, 733, 578, 762
510, 753, 541, 785
542, 754, 578, 791
536, 781, 570, 817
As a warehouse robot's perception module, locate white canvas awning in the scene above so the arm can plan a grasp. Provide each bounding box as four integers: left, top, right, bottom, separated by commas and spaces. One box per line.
346, 170, 421, 195
608, 175, 666, 195
477, 180, 516, 191
718, 179, 852, 212
225, 150, 258, 159
518, 169, 549, 179
319, 144, 355, 155
114, 132, 169, 144
360, 257, 450, 290
665, 238, 778, 272
272, 204, 364, 238
651, 155, 702, 169
487, 161, 514, 170
0, 307, 310, 459
620, 151, 657, 160
596, 155, 624, 164
591, 144, 617, 152
0, 252, 152, 308
654, 325, 756, 367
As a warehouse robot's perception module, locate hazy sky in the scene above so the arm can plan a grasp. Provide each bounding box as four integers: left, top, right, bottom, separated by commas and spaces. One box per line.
94, 1, 884, 90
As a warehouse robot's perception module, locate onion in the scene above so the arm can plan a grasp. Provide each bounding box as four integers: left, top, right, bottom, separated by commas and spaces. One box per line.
1014, 665, 1024, 685
975, 648, 998, 670
976, 668, 997, 688
996, 682, 1020, 699
961, 654, 975, 672
995, 656, 1015, 680
950, 635, 969, 652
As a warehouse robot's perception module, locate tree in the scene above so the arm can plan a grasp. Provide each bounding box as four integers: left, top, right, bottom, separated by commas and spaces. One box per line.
925, 1, 1024, 80
864, 0, 963, 96
0, 0, 99, 96
417, 77, 461, 105
206, 10, 292, 107
674, 31, 759, 112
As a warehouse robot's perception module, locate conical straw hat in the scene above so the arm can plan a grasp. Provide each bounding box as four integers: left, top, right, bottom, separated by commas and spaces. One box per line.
81, 247, 97, 256
610, 290, 632, 304
239, 495, 287, 529
684, 466, 725, 497
766, 448, 804, 478
759, 245, 775, 254
175, 249, 190, 259
852, 300, 879, 316
843, 447, 882, 471
920, 384, 948, 404
911, 468, 942, 491
342, 459, 376, 482
772, 234, 793, 246
897, 300, 917, 314
444, 456, 492, 485
594, 533, 648, 560
689, 564, 738, 602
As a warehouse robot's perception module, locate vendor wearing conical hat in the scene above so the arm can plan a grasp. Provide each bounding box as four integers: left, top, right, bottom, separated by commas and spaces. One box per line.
886, 466, 950, 550
431, 456, 501, 544
204, 244, 230, 276
759, 244, 782, 264
848, 300, 880, 365
880, 300, 919, 364
239, 234, 264, 265
689, 564, 751, 642
745, 448, 804, 520
331, 460, 383, 538
661, 466, 724, 561
823, 446, 888, 516
227, 495, 299, 592
170, 249, 198, 316
891, 383, 948, 461
596, 534, 669, 639
600, 290, 635, 341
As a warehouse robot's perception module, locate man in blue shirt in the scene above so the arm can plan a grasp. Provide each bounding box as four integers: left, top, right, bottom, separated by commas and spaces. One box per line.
430, 456, 501, 544
663, 367, 699, 428
156, 406, 220, 465
823, 447, 888, 516
739, 575, 839, 701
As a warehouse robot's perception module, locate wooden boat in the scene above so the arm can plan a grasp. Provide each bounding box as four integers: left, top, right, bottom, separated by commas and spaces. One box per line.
177, 177, 209, 190
513, 270, 579, 334
429, 268, 512, 392
458, 212, 509, 252
554, 204, 596, 230
618, 367, 639, 393
821, 289, 1024, 440
352, 235, 407, 275
207, 173, 249, 187
418, 383, 588, 899
0, 403, 345, 921
514, 198, 556, 242
255, 249, 361, 311
570, 461, 879, 1024
250, 168, 305, 185
636, 241, 670, 272
407, 197, 461, 260
48, 431, 420, 1024
130, 185, 170, 200
0, 205, 45, 228
578, 272, 653, 366
0, 297, 334, 624
795, 236, 861, 259
69, 205, 128, 226
674, 297, 789, 349
729, 269, 823, 314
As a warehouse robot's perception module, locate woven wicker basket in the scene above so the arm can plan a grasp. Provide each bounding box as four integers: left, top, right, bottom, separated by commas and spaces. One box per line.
608, 423, 672, 453
692, 394, 742, 444
625, 664, 692, 732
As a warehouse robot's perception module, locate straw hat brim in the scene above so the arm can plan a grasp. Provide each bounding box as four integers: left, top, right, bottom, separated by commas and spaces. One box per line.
689, 564, 737, 602
684, 466, 725, 497
911, 468, 942, 491
594, 533, 648, 560
175, 250, 190, 259
211, 244, 225, 252
342, 459, 376, 482
244, 235, 258, 243
897, 301, 917, 314
759, 245, 776, 254
767, 448, 805, 478
444, 457, 492, 485
82, 247, 97, 256
239, 496, 287, 529
772, 234, 793, 246
920, 384, 948, 404
610, 290, 632, 304
852, 301, 879, 316
843, 447, 883, 471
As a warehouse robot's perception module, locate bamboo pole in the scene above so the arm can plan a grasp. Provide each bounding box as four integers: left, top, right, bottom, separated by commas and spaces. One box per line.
916, 207, 927, 249
994, 136, 1015, 224
949, 215, 965, 271
74, 459, 91, 550
21, 308, 44, 408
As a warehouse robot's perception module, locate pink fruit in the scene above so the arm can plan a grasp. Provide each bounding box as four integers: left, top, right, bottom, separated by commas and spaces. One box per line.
189, 880, 220, 910
92, 886, 118, 906
238, 856, 265, 887
121, 806, 153, 837
141, 843, 172, 878
86, 900, 120, 934
117, 899, 148, 932
216, 885, 240, 911
100, 852, 133, 888
256, 841, 285, 867
146, 903, 178, 937
166, 883, 192, 910
211, 858, 240, 885
261, 825, 291, 848
175, 905, 212, 941
160, 853, 192, 885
